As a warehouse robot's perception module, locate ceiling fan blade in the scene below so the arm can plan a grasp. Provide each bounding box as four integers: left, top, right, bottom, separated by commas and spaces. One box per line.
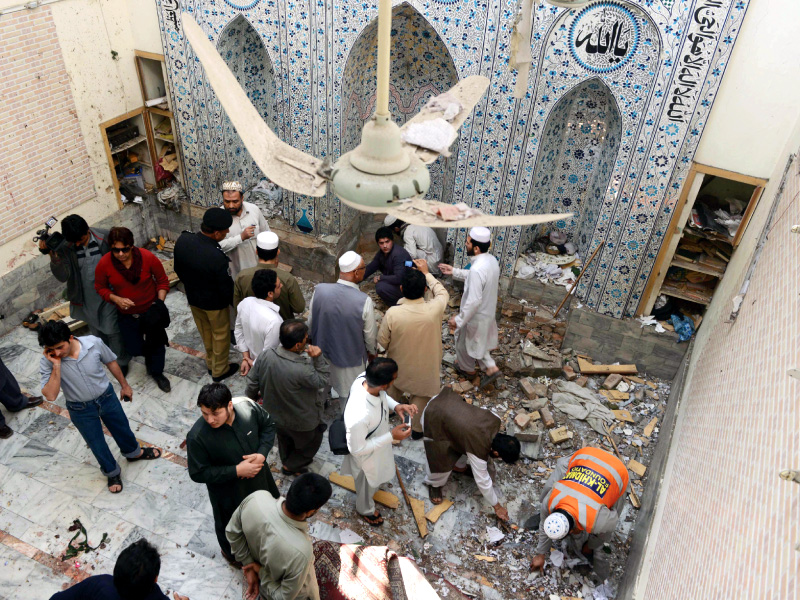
400, 75, 490, 164
339, 195, 571, 228
182, 14, 327, 197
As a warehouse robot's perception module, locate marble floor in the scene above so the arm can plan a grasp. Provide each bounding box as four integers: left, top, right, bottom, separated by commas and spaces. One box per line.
0, 285, 542, 600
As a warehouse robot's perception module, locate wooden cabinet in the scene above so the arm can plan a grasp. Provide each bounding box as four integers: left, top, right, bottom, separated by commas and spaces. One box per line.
639, 163, 767, 319
100, 51, 185, 208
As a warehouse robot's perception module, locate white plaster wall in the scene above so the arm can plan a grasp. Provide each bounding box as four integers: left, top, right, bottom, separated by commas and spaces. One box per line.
127, 0, 162, 54
634, 109, 800, 598
694, 0, 800, 178
0, 0, 160, 274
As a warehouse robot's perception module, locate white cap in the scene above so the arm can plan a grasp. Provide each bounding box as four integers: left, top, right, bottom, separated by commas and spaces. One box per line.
384, 215, 398, 227
338, 250, 362, 273
221, 181, 243, 192
469, 226, 491, 243
543, 512, 570, 540
256, 231, 279, 250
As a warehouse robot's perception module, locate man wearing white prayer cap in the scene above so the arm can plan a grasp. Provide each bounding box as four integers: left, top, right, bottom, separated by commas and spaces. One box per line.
308, 251, 377, 401
219, 180, 271, 339
383, 215, 444, 275
439, 227, 501, 389
234, 231, 306, 322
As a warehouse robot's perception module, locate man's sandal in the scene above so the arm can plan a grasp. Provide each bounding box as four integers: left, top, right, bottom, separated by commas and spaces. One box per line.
428, 485, 444, 505
479, 371, 501, 389
107, 474, 123, 494
361, 511, 384, 527
126, 447, 162, 462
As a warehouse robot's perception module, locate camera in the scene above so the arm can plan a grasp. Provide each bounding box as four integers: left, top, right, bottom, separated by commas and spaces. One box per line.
34, 216, 66, 254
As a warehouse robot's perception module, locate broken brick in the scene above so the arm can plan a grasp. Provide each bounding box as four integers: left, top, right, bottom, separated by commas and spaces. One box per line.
514, 412, 531, 429
575, 376, 588, 387
549, 427, 571, 444
561, 365, 577, 381
602, 374, 623, 389
520, 377, 537, 399
540, 407, 555, 428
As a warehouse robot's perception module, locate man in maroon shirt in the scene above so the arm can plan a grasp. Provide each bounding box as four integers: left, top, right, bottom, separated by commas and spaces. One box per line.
95, 227, 172, 393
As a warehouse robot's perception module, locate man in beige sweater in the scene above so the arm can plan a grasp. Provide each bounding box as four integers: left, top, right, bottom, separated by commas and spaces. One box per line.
378, 259, 449, 439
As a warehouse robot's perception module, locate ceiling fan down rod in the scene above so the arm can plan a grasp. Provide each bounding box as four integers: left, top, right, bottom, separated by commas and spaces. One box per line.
375, 0, 392, 118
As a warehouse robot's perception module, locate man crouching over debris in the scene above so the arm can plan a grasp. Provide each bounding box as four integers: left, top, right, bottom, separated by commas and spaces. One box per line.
530, 446, 629, 571
422, 386, 520, 521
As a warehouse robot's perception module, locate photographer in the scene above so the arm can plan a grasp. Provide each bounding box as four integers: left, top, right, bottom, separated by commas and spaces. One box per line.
38, 215, 129, 373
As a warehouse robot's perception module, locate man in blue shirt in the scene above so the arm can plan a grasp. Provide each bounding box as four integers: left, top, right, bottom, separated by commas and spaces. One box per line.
38, 321, 161, 493
50, 538, 189, 600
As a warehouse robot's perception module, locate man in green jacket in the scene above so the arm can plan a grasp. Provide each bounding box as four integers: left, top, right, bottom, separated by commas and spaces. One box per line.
187, 383, 278, 566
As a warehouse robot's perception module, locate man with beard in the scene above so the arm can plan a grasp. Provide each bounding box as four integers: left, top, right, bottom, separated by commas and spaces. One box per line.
438, 227, 501, 389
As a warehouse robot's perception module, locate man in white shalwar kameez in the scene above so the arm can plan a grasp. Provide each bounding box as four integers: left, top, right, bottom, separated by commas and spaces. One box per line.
218, 180, 270, 277
439, 227, 501, 389
384, 215, 443, 275
340, 358, 417, 526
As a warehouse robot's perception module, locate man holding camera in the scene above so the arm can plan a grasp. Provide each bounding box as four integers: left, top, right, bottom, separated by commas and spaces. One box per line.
38, 215, 129, 372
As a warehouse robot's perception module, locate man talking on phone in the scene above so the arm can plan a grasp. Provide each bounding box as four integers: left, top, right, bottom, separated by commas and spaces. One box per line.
341, 358, 417, 526
38, 321, 161, 494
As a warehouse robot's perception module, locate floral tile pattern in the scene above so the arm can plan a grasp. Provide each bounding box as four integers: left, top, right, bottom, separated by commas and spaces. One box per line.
156, 0, 750, 317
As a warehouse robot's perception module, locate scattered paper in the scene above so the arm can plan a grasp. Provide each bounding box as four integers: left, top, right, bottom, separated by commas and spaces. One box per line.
486, 526, 505, 544
550, 549, 564, 567
401, 118, 458, 155
339, 528, 364, 544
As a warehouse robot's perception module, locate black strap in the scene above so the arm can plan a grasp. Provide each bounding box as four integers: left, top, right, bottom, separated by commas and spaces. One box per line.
366, 398, 384, 440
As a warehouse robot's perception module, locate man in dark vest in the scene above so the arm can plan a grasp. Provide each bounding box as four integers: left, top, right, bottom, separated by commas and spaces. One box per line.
422, 386, 521, 521
307, 251, 377, 401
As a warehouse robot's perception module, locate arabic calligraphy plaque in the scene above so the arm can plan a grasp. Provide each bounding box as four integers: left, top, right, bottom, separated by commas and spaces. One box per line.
570, 1, 640, 74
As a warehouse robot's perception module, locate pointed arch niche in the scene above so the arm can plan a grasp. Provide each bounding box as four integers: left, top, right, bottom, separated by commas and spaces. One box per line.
341, 3, 458, 208
522, 79, 622, 259
214, 14, 280, 191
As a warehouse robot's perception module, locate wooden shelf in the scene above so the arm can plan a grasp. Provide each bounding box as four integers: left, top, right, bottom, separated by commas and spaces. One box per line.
670, 256, 725, 278
154, 135, 174, 143
111, 134, 148, 155
660, 282, 713, 305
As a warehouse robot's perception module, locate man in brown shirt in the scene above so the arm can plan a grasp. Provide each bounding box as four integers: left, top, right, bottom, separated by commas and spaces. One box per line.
234, 231, 306, 321
378, 259, 449, 439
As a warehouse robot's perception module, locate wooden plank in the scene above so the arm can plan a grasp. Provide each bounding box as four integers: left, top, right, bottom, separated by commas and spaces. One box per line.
328, 473, 399, 509
733, 185, 764, 248
626, 376, 646, 384
693, 162, 768, 187
628, 459, 647, 477
134, 49, 166, 61
425, 499, 454, 523
612, 409, 635, 423
395, 466, 427, 538
474, 555, 496, 562
577, 357, 637, 375
39, 301, 86, 332
643, 417, 658, 437
602, 390, 630, 401
629, 491, 641, 508
409, 496, 428, 538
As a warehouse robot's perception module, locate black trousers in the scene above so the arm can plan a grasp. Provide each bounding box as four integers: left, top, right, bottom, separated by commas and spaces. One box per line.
118, 313, 166, 376
276, 425, 324, 472
0, 358, 26, 427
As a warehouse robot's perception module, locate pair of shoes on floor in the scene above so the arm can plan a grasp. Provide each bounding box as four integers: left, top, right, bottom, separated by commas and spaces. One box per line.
0, 424, 13, 439
212, 363, 240, 382
8, 396, 43, 413
151, 373, 171, 393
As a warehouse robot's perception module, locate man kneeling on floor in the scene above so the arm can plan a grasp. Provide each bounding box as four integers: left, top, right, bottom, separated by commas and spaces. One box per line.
50, 538, 189, 600
422, 386, 520, 521
530, 446, 629, 572
38, 321, 161, 494
226, 473, 332, 600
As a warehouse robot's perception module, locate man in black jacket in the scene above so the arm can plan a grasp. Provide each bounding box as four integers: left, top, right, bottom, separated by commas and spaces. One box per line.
38, 215, 129, 372
174, 208, 238, 381
363, 226, 413, 306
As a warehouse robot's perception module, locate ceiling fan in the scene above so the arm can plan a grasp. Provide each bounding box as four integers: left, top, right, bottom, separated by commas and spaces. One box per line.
181, 2, 571, 229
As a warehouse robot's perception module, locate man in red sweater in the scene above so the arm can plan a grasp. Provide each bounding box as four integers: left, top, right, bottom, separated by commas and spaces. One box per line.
95, 227, 172, 393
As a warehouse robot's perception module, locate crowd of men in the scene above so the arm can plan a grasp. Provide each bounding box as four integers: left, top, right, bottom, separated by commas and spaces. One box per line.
0, 180, 631, 599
